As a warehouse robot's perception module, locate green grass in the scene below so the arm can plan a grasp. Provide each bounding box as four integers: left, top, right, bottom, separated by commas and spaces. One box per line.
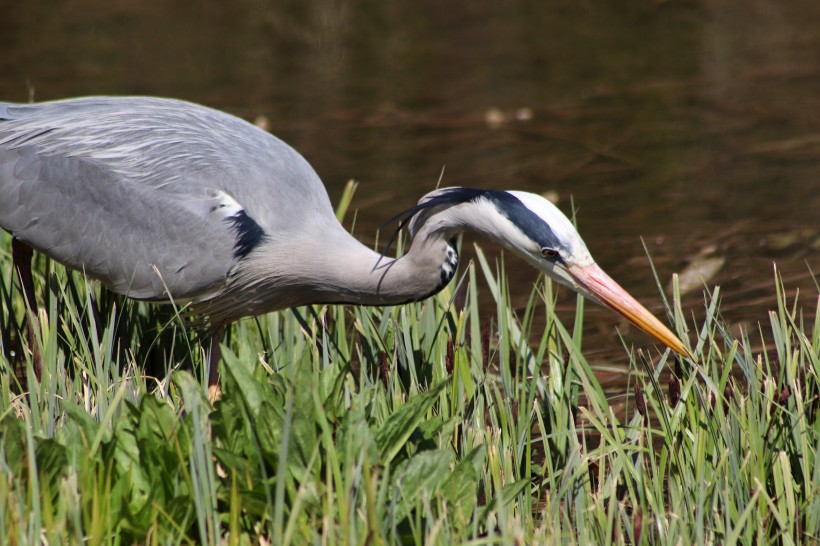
1, 208, 819, 544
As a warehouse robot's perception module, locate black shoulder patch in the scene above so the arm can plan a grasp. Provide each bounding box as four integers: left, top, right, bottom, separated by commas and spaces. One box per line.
226, 210, 266, 258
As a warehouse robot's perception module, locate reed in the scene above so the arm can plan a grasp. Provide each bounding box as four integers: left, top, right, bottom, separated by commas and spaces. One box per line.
1, 218, 818, 544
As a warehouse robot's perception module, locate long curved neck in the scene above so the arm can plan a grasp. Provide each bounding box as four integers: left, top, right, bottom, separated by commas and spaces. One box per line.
215, 195, 520, 321
309, 195, 534, 306
213, 213, 459, 320
303, 225, 458, 306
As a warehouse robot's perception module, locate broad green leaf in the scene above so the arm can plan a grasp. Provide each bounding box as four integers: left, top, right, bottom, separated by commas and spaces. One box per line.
220, 346, 268, 417
110, 406, 153, 527
62, 402, 104, 450
439, 446, 485, 519
338, 406, 378, 467
416, 415, 457, 442
34, 439, 69, 509
393, 449, 454, 521
376, 382, 447, 464
0, 416, 27, 476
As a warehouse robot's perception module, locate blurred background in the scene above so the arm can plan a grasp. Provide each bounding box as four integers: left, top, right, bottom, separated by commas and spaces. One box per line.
1, 0, 818, 368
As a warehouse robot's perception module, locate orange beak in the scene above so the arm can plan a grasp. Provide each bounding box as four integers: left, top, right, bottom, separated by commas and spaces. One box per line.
567, 262, 690, 357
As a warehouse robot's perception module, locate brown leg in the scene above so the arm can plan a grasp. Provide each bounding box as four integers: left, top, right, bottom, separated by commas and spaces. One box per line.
11, 238, 42, 380
207, 324, 226, 403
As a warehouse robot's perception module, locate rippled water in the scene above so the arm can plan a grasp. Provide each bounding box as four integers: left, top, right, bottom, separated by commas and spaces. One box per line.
2, 0, 818, 384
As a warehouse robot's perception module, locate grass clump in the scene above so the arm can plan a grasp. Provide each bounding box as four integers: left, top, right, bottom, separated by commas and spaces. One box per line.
1, 220, 819, 544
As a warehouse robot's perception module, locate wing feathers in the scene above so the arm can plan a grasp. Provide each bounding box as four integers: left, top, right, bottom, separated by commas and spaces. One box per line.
0, 99, 274, 300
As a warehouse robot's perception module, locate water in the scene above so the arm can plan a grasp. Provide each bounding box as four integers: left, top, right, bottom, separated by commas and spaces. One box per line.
2, 0, 818, 383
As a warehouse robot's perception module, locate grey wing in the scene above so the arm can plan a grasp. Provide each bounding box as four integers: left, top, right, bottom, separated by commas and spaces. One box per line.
0, 143, 250, 300
0, 97, 324, 301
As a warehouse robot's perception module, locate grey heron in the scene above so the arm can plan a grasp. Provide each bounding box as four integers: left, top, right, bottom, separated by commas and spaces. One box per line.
0, 96, 688, 394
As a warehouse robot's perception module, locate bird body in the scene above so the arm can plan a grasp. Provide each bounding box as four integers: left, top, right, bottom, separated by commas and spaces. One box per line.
0, 97, 333, 309
0, 98, 473, 322
0, 96, 688, 388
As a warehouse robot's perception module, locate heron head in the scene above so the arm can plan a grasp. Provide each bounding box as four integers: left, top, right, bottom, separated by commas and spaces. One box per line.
473, 189, 690, 357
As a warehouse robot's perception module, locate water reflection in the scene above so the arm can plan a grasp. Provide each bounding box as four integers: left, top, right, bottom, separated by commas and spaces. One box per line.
1, 0, 817, 376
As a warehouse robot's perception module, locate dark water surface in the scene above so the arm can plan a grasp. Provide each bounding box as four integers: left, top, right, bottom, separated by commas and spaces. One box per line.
2, 1, 818, 390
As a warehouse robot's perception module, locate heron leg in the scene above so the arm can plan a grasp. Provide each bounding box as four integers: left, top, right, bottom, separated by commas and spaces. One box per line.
11, 238, 43, 380
207, 324, 226, 403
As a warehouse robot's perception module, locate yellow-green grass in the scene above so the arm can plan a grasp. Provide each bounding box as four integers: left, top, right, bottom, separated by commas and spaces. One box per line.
1, 191, 818, 545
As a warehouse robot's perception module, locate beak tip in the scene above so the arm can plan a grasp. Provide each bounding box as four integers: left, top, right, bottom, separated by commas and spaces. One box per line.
676, 342, 694, 360
568, 262, 692, 360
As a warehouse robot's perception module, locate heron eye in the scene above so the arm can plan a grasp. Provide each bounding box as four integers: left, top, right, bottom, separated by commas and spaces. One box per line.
541, 247, 559, 258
